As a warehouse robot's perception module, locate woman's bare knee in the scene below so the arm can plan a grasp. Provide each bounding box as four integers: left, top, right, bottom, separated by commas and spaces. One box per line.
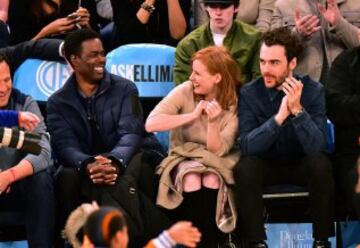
183, 173, 201, 192
202, 173, 220, 189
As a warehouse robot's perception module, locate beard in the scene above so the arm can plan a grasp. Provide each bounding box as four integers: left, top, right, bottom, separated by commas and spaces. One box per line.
263, 67, 291, 89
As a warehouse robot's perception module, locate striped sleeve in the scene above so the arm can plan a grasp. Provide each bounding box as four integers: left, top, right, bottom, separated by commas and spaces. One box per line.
148, 231, 176, 248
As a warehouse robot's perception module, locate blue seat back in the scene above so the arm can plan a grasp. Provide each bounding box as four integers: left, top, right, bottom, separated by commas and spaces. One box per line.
106, 43, 175, 98
13, 44, 176, 100
106, 43, 175, 150
13, 59, 72, 102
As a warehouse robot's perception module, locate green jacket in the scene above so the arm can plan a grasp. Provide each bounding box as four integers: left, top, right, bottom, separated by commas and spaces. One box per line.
174, 20, 262, 85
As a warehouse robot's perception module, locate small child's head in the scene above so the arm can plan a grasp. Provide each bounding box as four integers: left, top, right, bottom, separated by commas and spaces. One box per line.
63, 201, 99, 248
83, 207, 128, 248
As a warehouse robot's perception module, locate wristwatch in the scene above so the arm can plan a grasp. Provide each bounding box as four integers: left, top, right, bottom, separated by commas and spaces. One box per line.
293, 107, 304, 117
141, 2, 156, 14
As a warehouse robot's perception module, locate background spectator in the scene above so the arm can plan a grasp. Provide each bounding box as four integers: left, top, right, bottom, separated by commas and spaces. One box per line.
173, 0, 261, 85
326, 46, 360, 219
7, 0, 100, 45
0, 38, 63, 73
96, 0, 113, 21
271, 0, 360, 84
0, 0, 9, 47
0, 0, 7, 23
194, 0, 275, 32
106, 0, 191, 50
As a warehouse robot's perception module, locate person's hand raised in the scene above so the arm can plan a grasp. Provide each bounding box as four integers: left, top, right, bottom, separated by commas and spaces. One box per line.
318, 0, 341, 26
294, 9, 321, 37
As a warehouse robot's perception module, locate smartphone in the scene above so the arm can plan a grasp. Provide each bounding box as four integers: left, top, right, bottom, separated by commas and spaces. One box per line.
67, 13, 82, 29
67, 13, 78, 20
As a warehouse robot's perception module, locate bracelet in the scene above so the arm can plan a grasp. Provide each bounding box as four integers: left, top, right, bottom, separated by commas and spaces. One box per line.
9, 168, 16, 183
141, 2, 156, 14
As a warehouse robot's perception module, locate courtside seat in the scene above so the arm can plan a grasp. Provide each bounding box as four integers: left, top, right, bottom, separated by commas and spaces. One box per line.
106, 43, 175, 98
13, 59, 72, 102
106, 43, 176, 151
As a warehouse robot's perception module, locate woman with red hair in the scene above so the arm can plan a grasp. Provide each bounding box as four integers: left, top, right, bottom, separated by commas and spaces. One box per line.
146, 46, 241, 247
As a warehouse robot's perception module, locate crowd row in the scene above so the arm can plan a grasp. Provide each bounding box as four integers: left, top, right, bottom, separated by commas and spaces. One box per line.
0, 0, 360, 248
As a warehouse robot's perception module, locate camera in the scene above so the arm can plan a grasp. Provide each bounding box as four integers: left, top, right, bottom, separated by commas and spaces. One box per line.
0, 127, 42, 155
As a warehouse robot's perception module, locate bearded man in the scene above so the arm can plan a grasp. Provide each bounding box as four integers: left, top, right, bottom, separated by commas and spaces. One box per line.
234, 27, 335, 248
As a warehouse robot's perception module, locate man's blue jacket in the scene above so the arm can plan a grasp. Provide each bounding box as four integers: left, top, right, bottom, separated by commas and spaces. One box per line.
47, 71, 164, 170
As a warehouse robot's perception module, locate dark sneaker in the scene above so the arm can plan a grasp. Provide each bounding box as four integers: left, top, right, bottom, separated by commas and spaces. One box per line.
217, 233, 241, 248
313, 240, 331, 248
250, 241, 268, 248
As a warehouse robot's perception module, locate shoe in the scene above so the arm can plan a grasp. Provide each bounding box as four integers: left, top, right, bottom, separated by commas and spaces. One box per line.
217, 233, 240, 248
218, 241, 237, 248
250, 241, 268, 248
312, 240, 331, 248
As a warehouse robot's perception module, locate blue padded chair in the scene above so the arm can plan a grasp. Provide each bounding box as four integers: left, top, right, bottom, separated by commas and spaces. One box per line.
14, 43, 176, 101
13, 59, 72, 102
106, 43, 176, 98
106, 43, 176, 151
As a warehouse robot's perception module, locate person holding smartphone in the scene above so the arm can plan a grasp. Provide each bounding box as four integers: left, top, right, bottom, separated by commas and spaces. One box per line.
108, 0, 191, 48
234, 27, 335, 248
7, 0, 98, 45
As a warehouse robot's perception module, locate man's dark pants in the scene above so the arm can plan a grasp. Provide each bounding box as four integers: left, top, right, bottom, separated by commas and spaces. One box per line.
0, 170, 54, 248
332, 153, 360, 218
234, 153, 335, 241
55, 151, 170, 248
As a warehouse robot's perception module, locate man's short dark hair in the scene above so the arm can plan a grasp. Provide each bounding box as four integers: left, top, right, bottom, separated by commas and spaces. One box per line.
203, 0, 240, 9
63, 29, 101, 64
262, 27, 303, 62
0, 52, 10, 67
